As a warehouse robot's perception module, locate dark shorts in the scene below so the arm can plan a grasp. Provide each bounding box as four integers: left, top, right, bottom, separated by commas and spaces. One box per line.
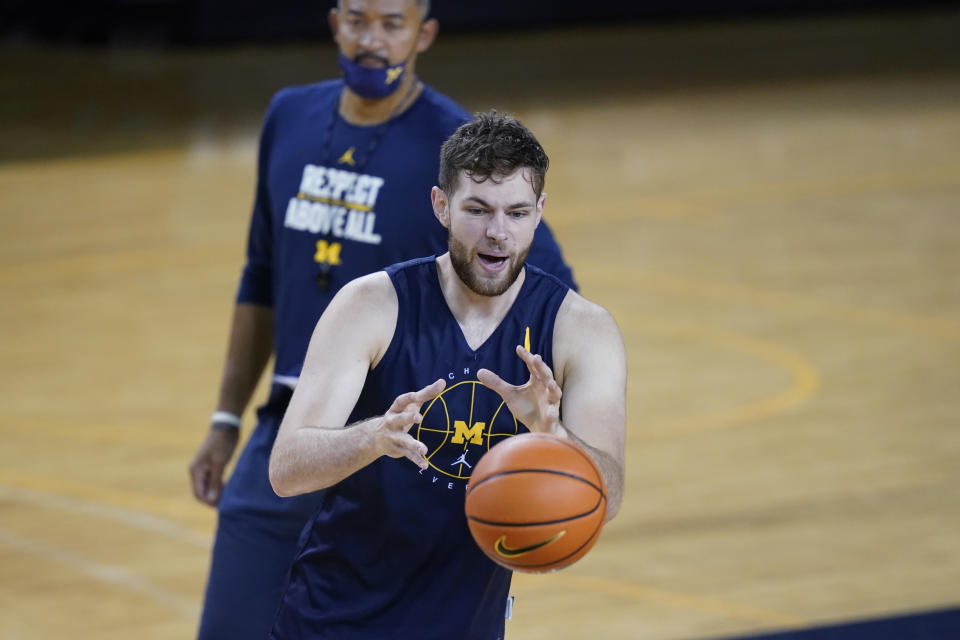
197, 384, 326, 640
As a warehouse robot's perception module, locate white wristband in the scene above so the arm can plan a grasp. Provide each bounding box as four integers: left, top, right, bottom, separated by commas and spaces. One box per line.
211, 411, 242, 429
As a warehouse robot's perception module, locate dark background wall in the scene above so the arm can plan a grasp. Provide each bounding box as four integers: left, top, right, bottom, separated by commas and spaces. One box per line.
2, 0, 958, 45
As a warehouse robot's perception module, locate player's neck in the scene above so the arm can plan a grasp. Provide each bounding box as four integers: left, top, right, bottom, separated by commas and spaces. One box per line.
436, 253, 526, 349
339, 75, 423, 126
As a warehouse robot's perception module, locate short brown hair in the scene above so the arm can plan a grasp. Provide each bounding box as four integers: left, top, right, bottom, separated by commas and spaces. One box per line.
439, 110, 549, 199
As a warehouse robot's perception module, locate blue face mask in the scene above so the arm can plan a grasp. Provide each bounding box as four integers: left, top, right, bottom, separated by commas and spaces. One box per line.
338, 51, 408, 99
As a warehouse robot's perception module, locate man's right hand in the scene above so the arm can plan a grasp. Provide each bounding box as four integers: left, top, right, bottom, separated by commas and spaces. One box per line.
189, 427, 240, 507
373, 379, 446, 470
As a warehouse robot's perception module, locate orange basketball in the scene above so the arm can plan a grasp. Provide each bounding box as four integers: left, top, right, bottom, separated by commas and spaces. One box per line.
464, 432, 607, 573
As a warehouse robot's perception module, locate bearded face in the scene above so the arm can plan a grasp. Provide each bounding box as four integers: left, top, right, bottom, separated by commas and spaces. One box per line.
432, 168, 544, 298
448, 231, 529, 297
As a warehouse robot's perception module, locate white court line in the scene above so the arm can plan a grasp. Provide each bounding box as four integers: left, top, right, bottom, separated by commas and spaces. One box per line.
0, 484, 211, 549
0, 528, 200, 619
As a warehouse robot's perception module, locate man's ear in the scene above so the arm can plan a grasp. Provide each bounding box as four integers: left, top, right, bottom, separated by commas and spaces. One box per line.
417, 18, 439, 54
431, 186, 450, 228
535, 192, 546, 227
328, 8, 340, 44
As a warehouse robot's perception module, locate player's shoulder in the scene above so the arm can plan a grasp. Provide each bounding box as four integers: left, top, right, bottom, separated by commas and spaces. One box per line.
322, 272, 398, 339
266, 80, 340, 118
271, 79, 341, 105
557, 289, 619, 337
552, 290, 624, 379
314, 271, 398, 365
415, 85, 471, 136
337, 269, 396, 307
377, 256, 436, 300
385, 255, 437, 278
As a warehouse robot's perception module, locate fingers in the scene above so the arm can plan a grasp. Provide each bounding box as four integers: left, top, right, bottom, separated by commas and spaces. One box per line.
421, 377, 447, 397
516, 345, 553, 381
390, 380, 445, 431
205, 470, 224, 505
189, 430, 237, 507
411, 377, 446, 401
189, 463, 220, 506
481, 348, 559, 398
515, 346, 561, 399
400, 435, 429, 470
379, 411, 429, 469
381, 408, 424, 433
476, 368, 509, 395
390, 378, 446, 413
189, 464, 208, 503
381, 380, 445, 470
386, 379, 445, 434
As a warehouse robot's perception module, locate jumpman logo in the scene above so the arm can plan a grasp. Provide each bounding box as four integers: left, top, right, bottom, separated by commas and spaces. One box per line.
337, 146, 356, 166
450, 450, 473, 469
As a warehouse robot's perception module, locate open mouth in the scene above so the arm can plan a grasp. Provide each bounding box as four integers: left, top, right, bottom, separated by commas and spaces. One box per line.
477, 253, 509, 272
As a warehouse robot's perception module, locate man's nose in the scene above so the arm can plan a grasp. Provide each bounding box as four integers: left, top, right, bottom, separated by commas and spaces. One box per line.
486, 213, 508, 242
357, 24, 385, 49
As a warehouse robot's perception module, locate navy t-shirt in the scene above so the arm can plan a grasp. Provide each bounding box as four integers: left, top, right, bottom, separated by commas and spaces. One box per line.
269, 257, 571, 640
236, 80, 577, 383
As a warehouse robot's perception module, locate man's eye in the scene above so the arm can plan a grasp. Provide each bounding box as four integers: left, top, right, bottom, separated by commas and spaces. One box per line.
509, 210, 528, 218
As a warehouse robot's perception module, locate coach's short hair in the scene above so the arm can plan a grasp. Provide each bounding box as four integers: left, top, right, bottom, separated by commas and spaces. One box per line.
439, 111, 549, 198
338, 0, 429, 19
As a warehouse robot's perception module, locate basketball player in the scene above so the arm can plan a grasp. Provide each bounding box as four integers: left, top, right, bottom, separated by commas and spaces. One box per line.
187, 1, 577, 639
268, 111, 625, 639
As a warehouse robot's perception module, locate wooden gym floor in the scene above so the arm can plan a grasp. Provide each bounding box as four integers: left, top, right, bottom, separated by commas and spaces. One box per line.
1, 9, 958, 639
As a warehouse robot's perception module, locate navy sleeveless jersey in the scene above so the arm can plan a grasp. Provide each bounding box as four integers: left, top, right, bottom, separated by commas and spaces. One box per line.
235, 80, 577, 385
269, 257, 571, 640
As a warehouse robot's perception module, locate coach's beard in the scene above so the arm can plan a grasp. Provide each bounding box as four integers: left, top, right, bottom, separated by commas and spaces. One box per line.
449, 235, 528, 297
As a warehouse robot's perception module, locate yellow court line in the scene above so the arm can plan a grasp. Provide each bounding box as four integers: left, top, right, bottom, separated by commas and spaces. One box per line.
0, 415, 222, 448
558, 162, 960, 226
0, 527, 200, 619
0, 471, 212, 542
515, 572, 805, 627
620, 311, 821, 438
594, 268, 960, 343
2, 463, 806, 627
0, 239, 238, 281
692, 162, 960, 214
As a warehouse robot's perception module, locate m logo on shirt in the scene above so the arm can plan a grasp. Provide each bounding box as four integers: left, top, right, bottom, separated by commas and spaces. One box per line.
451, 420, 484, 446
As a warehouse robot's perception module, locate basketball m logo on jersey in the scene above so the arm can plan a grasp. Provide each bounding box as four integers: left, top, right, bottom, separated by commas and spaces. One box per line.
416, 380, 522, 480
